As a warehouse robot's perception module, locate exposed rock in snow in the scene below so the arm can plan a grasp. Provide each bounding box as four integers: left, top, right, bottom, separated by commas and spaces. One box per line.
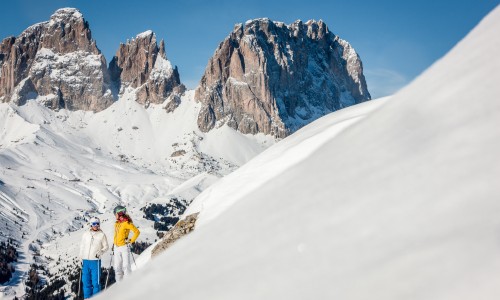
151, 212, 198, 258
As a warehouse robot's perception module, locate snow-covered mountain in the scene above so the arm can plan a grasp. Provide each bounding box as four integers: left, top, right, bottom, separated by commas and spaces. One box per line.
6, 5, 481, 300
97, 5, 500, 300
0, 88, 274, 297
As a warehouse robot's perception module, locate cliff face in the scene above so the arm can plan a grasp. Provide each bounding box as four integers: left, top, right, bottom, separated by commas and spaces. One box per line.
0, 8, 113, 111
195, 19, 371, 138
0, 9, 185, 111
109, 30, 185, 106
0, 10, 369, 125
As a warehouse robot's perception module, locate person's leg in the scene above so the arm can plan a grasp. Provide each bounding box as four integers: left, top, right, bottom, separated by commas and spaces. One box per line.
122, 246, 131, 277
82, 260, 93, 299
114, 246, 124, 281
91, 260, 101, 295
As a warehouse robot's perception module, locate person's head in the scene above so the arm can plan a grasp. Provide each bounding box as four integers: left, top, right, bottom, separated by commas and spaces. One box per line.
89, 217, 100, 231
114, 205, 127, 219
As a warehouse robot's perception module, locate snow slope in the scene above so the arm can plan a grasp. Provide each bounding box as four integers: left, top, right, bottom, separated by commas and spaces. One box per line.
99, 5, 500, 300
0, 90, 273, 297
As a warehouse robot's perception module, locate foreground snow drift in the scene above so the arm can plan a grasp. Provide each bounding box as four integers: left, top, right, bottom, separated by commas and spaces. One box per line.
98, 5, 500, 300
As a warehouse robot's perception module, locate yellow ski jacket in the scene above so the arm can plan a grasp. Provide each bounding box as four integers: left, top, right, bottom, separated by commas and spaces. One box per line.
114, 221, 140, 246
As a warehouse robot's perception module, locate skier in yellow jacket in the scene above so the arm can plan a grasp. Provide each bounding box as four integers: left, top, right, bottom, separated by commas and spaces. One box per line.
113, 205, 140, 281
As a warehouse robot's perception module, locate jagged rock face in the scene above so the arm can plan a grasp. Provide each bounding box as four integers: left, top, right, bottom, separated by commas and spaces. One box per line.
0, 8, 113, 111
195, 19, 371, 138
109, 31, 185, 105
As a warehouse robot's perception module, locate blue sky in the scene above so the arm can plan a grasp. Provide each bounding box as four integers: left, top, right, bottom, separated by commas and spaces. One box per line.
1, 0, 498, 98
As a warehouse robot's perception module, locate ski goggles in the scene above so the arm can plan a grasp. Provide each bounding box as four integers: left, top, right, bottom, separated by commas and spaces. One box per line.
91, 222, 100, 226
115, 208, 126, 215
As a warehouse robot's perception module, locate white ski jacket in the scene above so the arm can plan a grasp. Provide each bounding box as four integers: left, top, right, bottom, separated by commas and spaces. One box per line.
80, 229, 109, 260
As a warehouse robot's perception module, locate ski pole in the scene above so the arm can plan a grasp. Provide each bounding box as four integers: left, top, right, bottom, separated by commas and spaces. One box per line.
77, 263, 82, 299
105, 248, 114, 289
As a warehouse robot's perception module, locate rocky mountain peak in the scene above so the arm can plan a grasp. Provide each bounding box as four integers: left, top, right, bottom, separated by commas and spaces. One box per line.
135, 30, 154, 40
109, 30, 184, 106
159, 39, 166, 59
0, 8, 185, 111
49, 8, 83, 22
195, 18, 371, 138
0, 8, 113, 111
303, 19, 328, 39
43, 8, 99, 55
110, 30, 160, 88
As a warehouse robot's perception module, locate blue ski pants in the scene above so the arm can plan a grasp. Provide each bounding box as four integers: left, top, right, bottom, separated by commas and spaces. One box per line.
82, 259, 101, 299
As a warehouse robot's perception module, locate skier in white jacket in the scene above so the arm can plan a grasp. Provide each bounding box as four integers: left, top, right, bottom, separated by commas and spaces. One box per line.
80, 217, 109, 299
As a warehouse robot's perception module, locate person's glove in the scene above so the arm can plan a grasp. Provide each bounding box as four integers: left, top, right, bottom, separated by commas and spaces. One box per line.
95, 250, 102, 258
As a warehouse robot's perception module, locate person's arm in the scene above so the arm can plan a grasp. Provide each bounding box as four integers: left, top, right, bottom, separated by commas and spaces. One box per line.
100, 231, 109, 254
127, 222, 140, 243
79, 232, 86, 259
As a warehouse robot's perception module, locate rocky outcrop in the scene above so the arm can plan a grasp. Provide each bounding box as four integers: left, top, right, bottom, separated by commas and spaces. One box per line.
151, 213, 198, 258
0, 8, 113, 111
195, 19, 371, 138
109, 30, 185, 106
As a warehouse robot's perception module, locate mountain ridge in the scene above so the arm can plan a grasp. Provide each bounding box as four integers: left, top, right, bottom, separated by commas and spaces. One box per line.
0, 8, 371, 137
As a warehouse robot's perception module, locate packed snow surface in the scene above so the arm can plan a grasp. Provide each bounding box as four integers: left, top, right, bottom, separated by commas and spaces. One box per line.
98, 5, 500, 300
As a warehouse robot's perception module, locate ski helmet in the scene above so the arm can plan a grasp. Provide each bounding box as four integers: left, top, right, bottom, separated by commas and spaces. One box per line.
89, 217, 100, 226
114, 205, 126, 215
